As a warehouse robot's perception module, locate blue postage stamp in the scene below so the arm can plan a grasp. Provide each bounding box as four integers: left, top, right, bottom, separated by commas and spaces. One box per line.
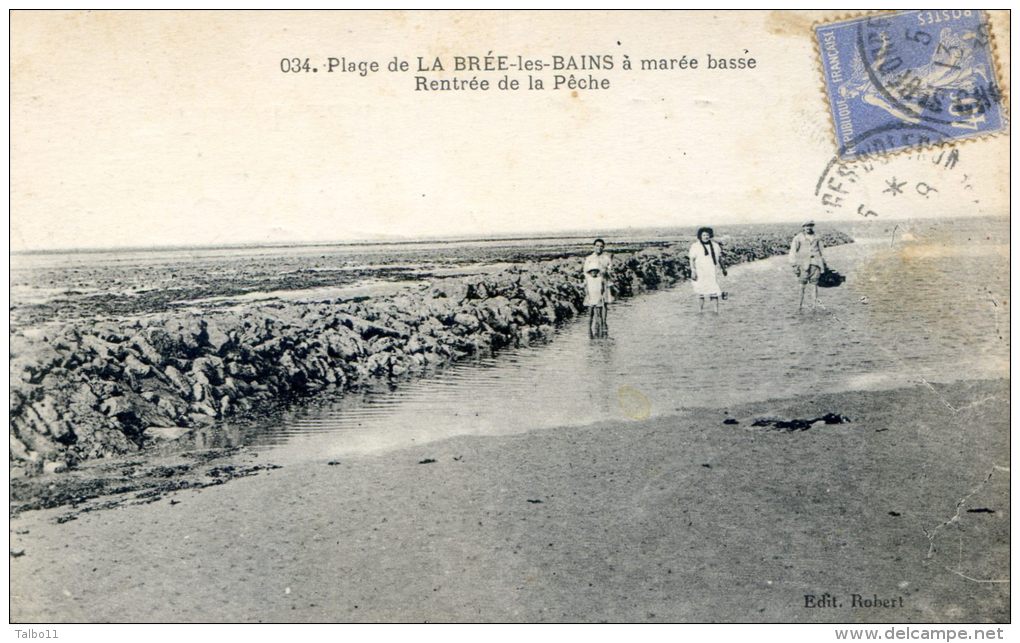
815, 10, 1006, 160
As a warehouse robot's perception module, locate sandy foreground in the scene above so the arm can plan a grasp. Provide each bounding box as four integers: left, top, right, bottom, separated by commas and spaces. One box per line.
9, 379, 1009, 623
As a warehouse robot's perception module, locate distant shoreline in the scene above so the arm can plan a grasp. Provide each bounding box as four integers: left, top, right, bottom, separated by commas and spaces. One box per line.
11, 214, 997, 256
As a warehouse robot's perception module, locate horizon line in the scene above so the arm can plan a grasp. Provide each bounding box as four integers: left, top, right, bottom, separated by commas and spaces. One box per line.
9, 214, 996, 255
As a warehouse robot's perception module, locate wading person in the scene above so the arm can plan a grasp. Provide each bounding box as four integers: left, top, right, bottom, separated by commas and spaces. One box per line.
583, 265, 608, 338
789, 220, 827, 310
583, 238, 613, 336
688, 227, 727, 312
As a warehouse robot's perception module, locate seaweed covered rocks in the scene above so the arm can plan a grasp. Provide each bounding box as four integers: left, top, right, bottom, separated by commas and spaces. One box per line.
9, 231, 853, 473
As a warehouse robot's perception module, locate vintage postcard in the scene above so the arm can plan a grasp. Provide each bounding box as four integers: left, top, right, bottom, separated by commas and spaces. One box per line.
8, 10, 1010, 632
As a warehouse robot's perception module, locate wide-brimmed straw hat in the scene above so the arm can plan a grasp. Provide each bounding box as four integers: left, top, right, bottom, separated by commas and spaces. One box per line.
802, 220, 815, 228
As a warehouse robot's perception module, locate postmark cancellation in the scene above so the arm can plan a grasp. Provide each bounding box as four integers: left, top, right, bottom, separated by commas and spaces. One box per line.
815, 10, 1006, 160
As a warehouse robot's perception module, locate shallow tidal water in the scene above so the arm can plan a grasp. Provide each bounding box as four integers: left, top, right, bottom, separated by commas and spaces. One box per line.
230, 220, 1008, 465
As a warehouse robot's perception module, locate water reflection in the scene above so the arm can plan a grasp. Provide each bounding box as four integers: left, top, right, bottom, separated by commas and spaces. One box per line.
215, 232, 1008, 464
582, 337, 617, 418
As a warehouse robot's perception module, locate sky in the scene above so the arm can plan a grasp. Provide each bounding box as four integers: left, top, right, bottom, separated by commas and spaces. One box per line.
9, 10, 1011, 251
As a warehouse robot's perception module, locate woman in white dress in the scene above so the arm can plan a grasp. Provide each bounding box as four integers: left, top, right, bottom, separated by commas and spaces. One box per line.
688, 227, 727, 312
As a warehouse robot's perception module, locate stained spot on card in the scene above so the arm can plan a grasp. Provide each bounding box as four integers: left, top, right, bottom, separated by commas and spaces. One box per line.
618, 385, 651, 420
764, 10, 814, 37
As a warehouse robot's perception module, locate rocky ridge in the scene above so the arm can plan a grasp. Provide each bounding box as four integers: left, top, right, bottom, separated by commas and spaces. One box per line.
9, 232, 853, 474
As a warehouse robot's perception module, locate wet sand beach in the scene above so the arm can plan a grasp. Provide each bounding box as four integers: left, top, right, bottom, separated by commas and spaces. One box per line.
9, 218, 1010, 623
9, 380, 1009, 622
